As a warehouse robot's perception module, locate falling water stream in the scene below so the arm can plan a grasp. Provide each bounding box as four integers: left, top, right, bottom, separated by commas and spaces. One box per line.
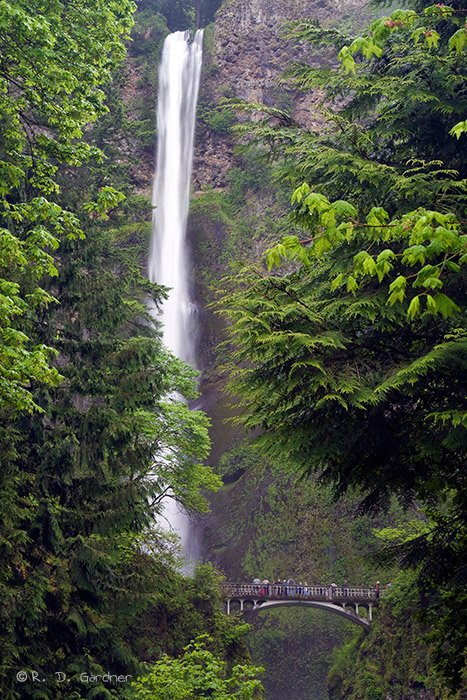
149, 30, 204, 562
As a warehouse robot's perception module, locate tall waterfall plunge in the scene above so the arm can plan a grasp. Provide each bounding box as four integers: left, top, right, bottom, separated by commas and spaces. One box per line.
149, 30, 204, 562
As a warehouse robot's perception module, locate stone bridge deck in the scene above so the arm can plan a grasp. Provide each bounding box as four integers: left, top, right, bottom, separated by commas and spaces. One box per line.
221, 583, 380, 629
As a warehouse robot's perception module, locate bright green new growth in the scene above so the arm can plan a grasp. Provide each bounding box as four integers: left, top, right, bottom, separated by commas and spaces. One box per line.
130, 635, 264, 699
337, 4, 466, 76
0, 0, 135, 414
267, 186, 465, 322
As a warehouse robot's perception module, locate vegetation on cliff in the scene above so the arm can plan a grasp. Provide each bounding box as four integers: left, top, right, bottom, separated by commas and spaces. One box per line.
137, 0, 223, 31
328, 570, 462, 699
202, 442, 417, 700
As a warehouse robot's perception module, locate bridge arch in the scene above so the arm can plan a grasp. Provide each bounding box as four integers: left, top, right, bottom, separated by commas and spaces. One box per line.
250, 599, 370, 629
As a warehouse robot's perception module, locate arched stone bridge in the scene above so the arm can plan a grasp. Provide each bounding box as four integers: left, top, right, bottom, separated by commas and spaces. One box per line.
221, 583, 381, 630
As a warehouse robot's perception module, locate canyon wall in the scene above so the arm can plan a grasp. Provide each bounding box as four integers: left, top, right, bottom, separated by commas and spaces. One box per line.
193, 0, 367, 189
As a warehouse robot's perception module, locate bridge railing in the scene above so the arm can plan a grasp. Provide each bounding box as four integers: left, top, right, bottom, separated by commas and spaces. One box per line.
221, 583, 379, 601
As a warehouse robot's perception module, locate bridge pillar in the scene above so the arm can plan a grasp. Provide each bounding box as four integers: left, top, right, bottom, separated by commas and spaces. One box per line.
240, 599, 244, 612
226, 599, 230, 615
355, 604, 359, 616
368, 604, 372, 621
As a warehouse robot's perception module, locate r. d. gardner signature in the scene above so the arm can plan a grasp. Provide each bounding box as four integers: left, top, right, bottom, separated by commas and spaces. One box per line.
16, 670, 132, 684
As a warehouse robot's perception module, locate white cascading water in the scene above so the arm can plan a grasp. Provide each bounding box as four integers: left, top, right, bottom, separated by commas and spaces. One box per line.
149, 30, 204, 561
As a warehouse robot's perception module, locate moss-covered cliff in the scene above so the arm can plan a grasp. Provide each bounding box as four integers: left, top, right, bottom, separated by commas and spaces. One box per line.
328, 572, 464, 700
198, 444, 421, 699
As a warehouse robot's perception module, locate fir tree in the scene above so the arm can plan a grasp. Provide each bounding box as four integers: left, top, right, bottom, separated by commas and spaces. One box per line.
219, 2, 467, 689
0, 1, 224, 696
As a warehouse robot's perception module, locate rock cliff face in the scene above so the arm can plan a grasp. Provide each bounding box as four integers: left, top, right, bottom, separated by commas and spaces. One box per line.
192, 0, 366, 189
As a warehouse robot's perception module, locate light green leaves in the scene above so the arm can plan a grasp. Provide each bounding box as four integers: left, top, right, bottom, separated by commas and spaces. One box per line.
375, 249, 396, 282
131, 635, 264, 699
449, 120, 467, 139
406, 295, 421, 320
83, 186, 126, 220
346, 275, 358, 294
0, 0, 135, 416
402, 244, 427, 266
303, 191, 331, 215
338, 46, 356, 75
267, 197, 464, 322
366, 207, 389, 228
339, 35, 385, 73
332, 200, 358, 219
348, 37, 384, 60
449, 27, 467, 54
405, 293, 460, 320
388, 275, 407, 306
429, 292, 461, 318
290, 181, 310, 204
266, 235, 310, 270
267, 194, 467, 321
339, 4, 464, 75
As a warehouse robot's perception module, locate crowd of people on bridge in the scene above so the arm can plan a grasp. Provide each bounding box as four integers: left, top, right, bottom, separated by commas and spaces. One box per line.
251, 579, 344, 599
252, 579, 319, 598
250, 578, 385, 599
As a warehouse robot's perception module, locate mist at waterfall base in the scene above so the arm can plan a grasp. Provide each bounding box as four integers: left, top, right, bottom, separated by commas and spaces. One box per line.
149, 30, 204, 567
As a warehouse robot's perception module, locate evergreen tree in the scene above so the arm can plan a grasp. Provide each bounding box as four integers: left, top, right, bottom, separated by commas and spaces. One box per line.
219, 3, 466, 689
0, 1, 224, 697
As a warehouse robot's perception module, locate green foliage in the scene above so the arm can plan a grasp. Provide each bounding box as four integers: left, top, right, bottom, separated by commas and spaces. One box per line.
129, 5, 169, 128
218, 0, 466, 691
0, 1, 227, 697
206, 442, 409, 699
200, 104, 236, 134
234, 4, 466, 217
0, 0, 135, 415
449, 119, 467, 139
337, 5, 466, 78
267, 190, 465, 321
328, 570, 461, 699
211, 444, 403, 585
130, 634, 264, 699
137, 0, 224, 31
0, 210, 219, 696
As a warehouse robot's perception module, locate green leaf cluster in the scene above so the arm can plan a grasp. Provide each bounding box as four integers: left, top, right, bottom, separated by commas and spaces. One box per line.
130, 634, 264, 699
0, 0, 135, 415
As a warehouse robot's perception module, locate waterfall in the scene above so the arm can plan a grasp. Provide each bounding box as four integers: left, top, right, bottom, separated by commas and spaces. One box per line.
149, 30, 204, 562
